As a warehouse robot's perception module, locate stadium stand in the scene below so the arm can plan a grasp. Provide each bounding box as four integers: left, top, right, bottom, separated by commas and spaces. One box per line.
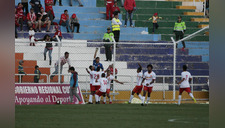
15, 0, 209, 101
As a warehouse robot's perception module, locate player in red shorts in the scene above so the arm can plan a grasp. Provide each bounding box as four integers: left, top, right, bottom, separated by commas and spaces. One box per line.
96, 73, 108, 104
128, 63, 143, 104
106, 70, 123, 104
177, 65, 196, 105
141, 64, 156, 106
89, 67, 104, 104
86, 65, 95, 104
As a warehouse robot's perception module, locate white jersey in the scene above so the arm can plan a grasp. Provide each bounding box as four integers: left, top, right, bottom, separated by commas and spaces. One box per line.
89, 71, 95, 84
143, 71, 156, 87
29, 30, 35, 36
106, 75, 114, 89
91, 71, 104, 86
136, 72, 143, 86
99, 78, 108, 92
180, 71, 192, 88
55, 56, 71, 66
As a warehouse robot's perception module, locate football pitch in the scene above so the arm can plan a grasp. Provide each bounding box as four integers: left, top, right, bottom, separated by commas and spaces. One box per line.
16, 104, 208, 128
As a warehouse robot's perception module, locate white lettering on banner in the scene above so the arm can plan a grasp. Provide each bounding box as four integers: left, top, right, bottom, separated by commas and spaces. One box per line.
45, 95, 52, 103
15, 86, 39, 94
52, 95, 70, 103
38, 86, 62, 94
15, 96, 44, 105
62, 86, 70, 94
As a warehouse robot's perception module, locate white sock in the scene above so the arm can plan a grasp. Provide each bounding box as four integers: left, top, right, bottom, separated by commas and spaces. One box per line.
95, 95, 99, 102
189, 93, 194, 99
99, 96, 101, 102
103, 97, 106, 103
89, 95, 93, 103
109, 97, 112, 102
146, 97, 150, 104
138, 94, 143, 100
178, 95, 182, 105
129, 95, 134, 102
142, 96, 145, 104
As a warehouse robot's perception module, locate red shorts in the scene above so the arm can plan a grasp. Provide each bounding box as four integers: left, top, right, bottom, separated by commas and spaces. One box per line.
90, 84, 92, 90
96, 90, 106, 96
179, 87, 191, 94
106, 89, 110, 94
132, 85, 143, 94
91, 85, 100, 92
144, 86, 153, 93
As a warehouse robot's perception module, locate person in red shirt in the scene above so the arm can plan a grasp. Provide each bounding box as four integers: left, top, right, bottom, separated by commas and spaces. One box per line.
53, 26, 62, 46
124, 0, 136, 27
17, 3, 24, 31
59, 10, 70, 33
112, 1, 120, 17
27, 8, 38, 32
45, 0, 55, 24
37, 7, 51, 32
105, 0, 114, 20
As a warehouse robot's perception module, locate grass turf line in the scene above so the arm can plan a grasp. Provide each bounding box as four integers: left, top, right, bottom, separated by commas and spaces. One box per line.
16, 104, 208, 128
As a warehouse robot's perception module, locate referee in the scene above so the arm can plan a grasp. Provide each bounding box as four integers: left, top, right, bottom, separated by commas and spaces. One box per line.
111, 12, 122, 47
174, 16, 186, 51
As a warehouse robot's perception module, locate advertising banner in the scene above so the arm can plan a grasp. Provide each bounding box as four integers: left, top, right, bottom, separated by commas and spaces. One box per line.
15, 84, 84, 105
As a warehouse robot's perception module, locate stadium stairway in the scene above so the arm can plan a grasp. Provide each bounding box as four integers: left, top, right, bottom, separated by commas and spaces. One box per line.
15, 0, 161, 41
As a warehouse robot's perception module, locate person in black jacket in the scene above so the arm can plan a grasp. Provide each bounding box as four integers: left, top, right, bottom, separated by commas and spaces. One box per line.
36, 34, 57, 65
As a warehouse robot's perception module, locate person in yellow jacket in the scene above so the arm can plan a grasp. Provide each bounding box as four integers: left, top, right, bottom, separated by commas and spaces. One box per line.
111, 12, 122, 46
174, 16, 186, 51
148, 12, 162, 34
103, 27, 114, 61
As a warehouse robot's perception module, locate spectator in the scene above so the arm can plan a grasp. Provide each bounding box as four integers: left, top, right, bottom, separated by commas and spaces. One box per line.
112, 1, 120, 17
29, 0, 42, 15
93, 48, 104, 71
15, 8, 19, 38
103, 27, 114, 61
53, 26, 62, 46
124, 0, 136, 27
17, 3, 24, 31
18, 60, 26, 83
54, 0, 62, 6
70, 0, 83, 7
105, 0, 114, 20
111, 12, 122, 46
34, 65, 41, 83
69, 13, 80, 33
45, 0, 55, 24
148, 12, 162, 34
21, 0, 29, 15
29, 27, 36, 46
174, 16, 186, 51
37, 7, 51, 32
43, 34, 53, 65
50, 52, 71, 83
60, 10, 70, 33
27, 8, 38, 31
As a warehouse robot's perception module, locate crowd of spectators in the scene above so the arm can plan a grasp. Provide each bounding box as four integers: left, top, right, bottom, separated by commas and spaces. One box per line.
15, 0, 82, 38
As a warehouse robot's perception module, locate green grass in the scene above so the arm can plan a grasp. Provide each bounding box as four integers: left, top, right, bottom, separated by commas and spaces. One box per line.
16, 104, 208, 128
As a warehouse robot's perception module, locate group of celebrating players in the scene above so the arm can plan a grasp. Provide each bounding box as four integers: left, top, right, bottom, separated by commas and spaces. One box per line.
85, 62, 197, 106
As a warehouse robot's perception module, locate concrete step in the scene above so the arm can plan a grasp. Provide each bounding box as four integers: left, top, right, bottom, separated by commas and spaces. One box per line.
198, 24, 209, 28
184, 12, 204, 16
191, 18, 209, 22
176, 6, 196, 9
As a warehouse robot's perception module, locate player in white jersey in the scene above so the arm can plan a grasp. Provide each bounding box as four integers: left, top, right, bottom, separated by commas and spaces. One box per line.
141, 64, 156, 106
177, 65, 196, 105
128, 63, 143, 104
96, 73, 108, 104
106, 70, 123, 104
86, 65, 95, 104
